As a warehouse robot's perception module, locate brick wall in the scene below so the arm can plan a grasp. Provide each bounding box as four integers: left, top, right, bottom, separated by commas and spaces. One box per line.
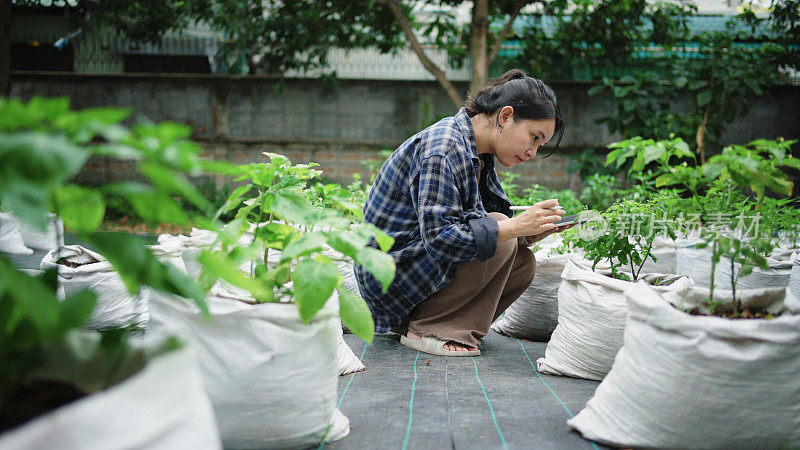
10, 72, 800, 195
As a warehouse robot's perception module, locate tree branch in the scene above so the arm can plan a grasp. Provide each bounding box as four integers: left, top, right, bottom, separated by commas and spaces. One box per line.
375, 0, 464, 108
488, 0, 529, 67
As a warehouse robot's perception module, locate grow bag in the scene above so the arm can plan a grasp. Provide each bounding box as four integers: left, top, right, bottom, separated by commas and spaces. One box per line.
677, 241, 796, 289
491, 244, 571, 342
18, 212, 64, 251
40, 245, 148, 331
568, 283, 800, 449
0, 346, 221, 450
148, 234, 190, 274
0, 212, 33, 255
791, 256, 800, 302
145, 284, 350, 449
635, 235, 679, 275
536, 255, 692, 380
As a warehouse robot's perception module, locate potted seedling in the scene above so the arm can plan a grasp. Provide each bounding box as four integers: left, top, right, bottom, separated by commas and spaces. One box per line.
569, 139, 800, 448
146, 153, 396, 448
0, 97, 222, 448
536, 195, 692, 380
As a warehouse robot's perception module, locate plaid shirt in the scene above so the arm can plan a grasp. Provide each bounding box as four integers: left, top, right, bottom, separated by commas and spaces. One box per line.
355, 108, 512, 333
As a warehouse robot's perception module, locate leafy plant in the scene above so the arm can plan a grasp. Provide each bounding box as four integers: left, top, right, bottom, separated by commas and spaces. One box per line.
0, 96, 233, 425
564, 196, 679, 281
579, 174, 622, 212
654, 138, 799, 314
656, 139, 799, 205
209, 153, 396, 342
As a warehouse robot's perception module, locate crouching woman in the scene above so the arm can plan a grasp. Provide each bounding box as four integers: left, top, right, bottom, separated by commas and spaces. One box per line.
355, 69, 570, 356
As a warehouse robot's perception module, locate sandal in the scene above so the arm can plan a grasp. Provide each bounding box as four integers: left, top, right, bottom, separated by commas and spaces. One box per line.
400, 335, 480, 357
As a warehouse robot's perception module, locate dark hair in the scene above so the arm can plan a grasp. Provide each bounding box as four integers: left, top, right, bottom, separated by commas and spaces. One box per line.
465, 69, 565, 156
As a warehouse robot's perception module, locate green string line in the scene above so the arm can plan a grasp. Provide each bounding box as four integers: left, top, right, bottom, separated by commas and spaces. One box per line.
400, 351, 420, 450
319, 340, 369, 449
516, 339, 599, 450
471, 356, 509, 450
337, 340, 368, 409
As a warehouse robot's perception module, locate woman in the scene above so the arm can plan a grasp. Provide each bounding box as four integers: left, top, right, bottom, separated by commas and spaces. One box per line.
355, 69, 569, 356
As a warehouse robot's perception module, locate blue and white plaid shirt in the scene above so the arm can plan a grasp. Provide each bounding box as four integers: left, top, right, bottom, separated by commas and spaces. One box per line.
355, 108, 512, 333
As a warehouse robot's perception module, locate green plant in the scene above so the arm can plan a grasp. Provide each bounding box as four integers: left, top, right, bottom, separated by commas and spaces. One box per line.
0, 96, 228, 425
499, 171, 525, 206
210, 153, 396, 341
656, 139, 799, 206
655, 138, 799, 313
565, 196, 679, 281
579, 174, 621, 211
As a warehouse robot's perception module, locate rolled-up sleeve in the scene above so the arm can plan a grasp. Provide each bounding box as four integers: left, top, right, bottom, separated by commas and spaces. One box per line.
412, 155, 498, 262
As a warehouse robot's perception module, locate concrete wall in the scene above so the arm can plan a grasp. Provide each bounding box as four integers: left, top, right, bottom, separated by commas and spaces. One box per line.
10, 72, 800, 194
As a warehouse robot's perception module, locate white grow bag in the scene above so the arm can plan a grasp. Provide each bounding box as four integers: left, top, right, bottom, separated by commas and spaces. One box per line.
677, 241, 795, 289
0, 212, 33, 255
568, 283, 800, 449
536, 256, 692, 380
791, 256, 800, 303
491, 245, 571, 342
40, 245, 148, 330
145, 284, 350, 449
176, 228, 366, 377
19, 213, 64, 251
0, 346, 221, 450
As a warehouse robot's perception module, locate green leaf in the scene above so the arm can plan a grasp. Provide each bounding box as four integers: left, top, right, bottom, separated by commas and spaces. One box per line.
338, 287, 374, 343
643, 144, 666, 166
293, 259, 340, 323
253, 222, 298, 250
85, 232, 209, 317
139, 162, 213, 215
0, 255, 62, 338
105, 183, 189, 225
372, 230, 395, 253
587, 85, 605, 96
281, 232, 326, 260
54, 185, 105, 233
59, 289, 98, 333
0, 133, 90, 229
272, 191, 316, 225
325, 230, 369, 259
354, 248, 395, 293
197, 250, 273, 302
655, 173, 682, 187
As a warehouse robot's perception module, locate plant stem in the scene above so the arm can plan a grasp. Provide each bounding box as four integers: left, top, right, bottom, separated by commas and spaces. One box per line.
730, 256, 738, 316
708, 239, 718, 309
634, 241, 654, 281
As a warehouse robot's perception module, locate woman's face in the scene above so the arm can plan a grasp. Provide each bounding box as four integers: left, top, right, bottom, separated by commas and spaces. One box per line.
494, 107, 556, 167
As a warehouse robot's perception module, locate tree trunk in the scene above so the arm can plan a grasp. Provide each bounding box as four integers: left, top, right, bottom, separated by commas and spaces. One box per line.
376, 0, 464, 109
1, 0, 11, 98
469, 0, 488, 95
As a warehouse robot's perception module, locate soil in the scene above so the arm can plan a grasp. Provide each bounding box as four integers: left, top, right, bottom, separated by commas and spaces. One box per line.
0, 380, 86, 433
56, 258, 84, 268
676, 303, 776, 320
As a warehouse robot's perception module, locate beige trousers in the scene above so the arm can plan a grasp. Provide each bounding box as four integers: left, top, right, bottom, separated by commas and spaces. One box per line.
407, 212, 536, 348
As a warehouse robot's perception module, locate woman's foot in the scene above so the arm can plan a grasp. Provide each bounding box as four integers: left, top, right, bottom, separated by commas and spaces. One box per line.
406, 331, 478, 352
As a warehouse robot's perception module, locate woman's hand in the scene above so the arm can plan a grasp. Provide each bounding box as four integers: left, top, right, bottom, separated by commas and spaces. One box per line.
496, 199, 568, 245
524, 223, 574, 244
513, 199, 564, 237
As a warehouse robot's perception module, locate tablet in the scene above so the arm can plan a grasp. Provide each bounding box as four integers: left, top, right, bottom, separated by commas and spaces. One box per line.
555, 214, 590, 227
